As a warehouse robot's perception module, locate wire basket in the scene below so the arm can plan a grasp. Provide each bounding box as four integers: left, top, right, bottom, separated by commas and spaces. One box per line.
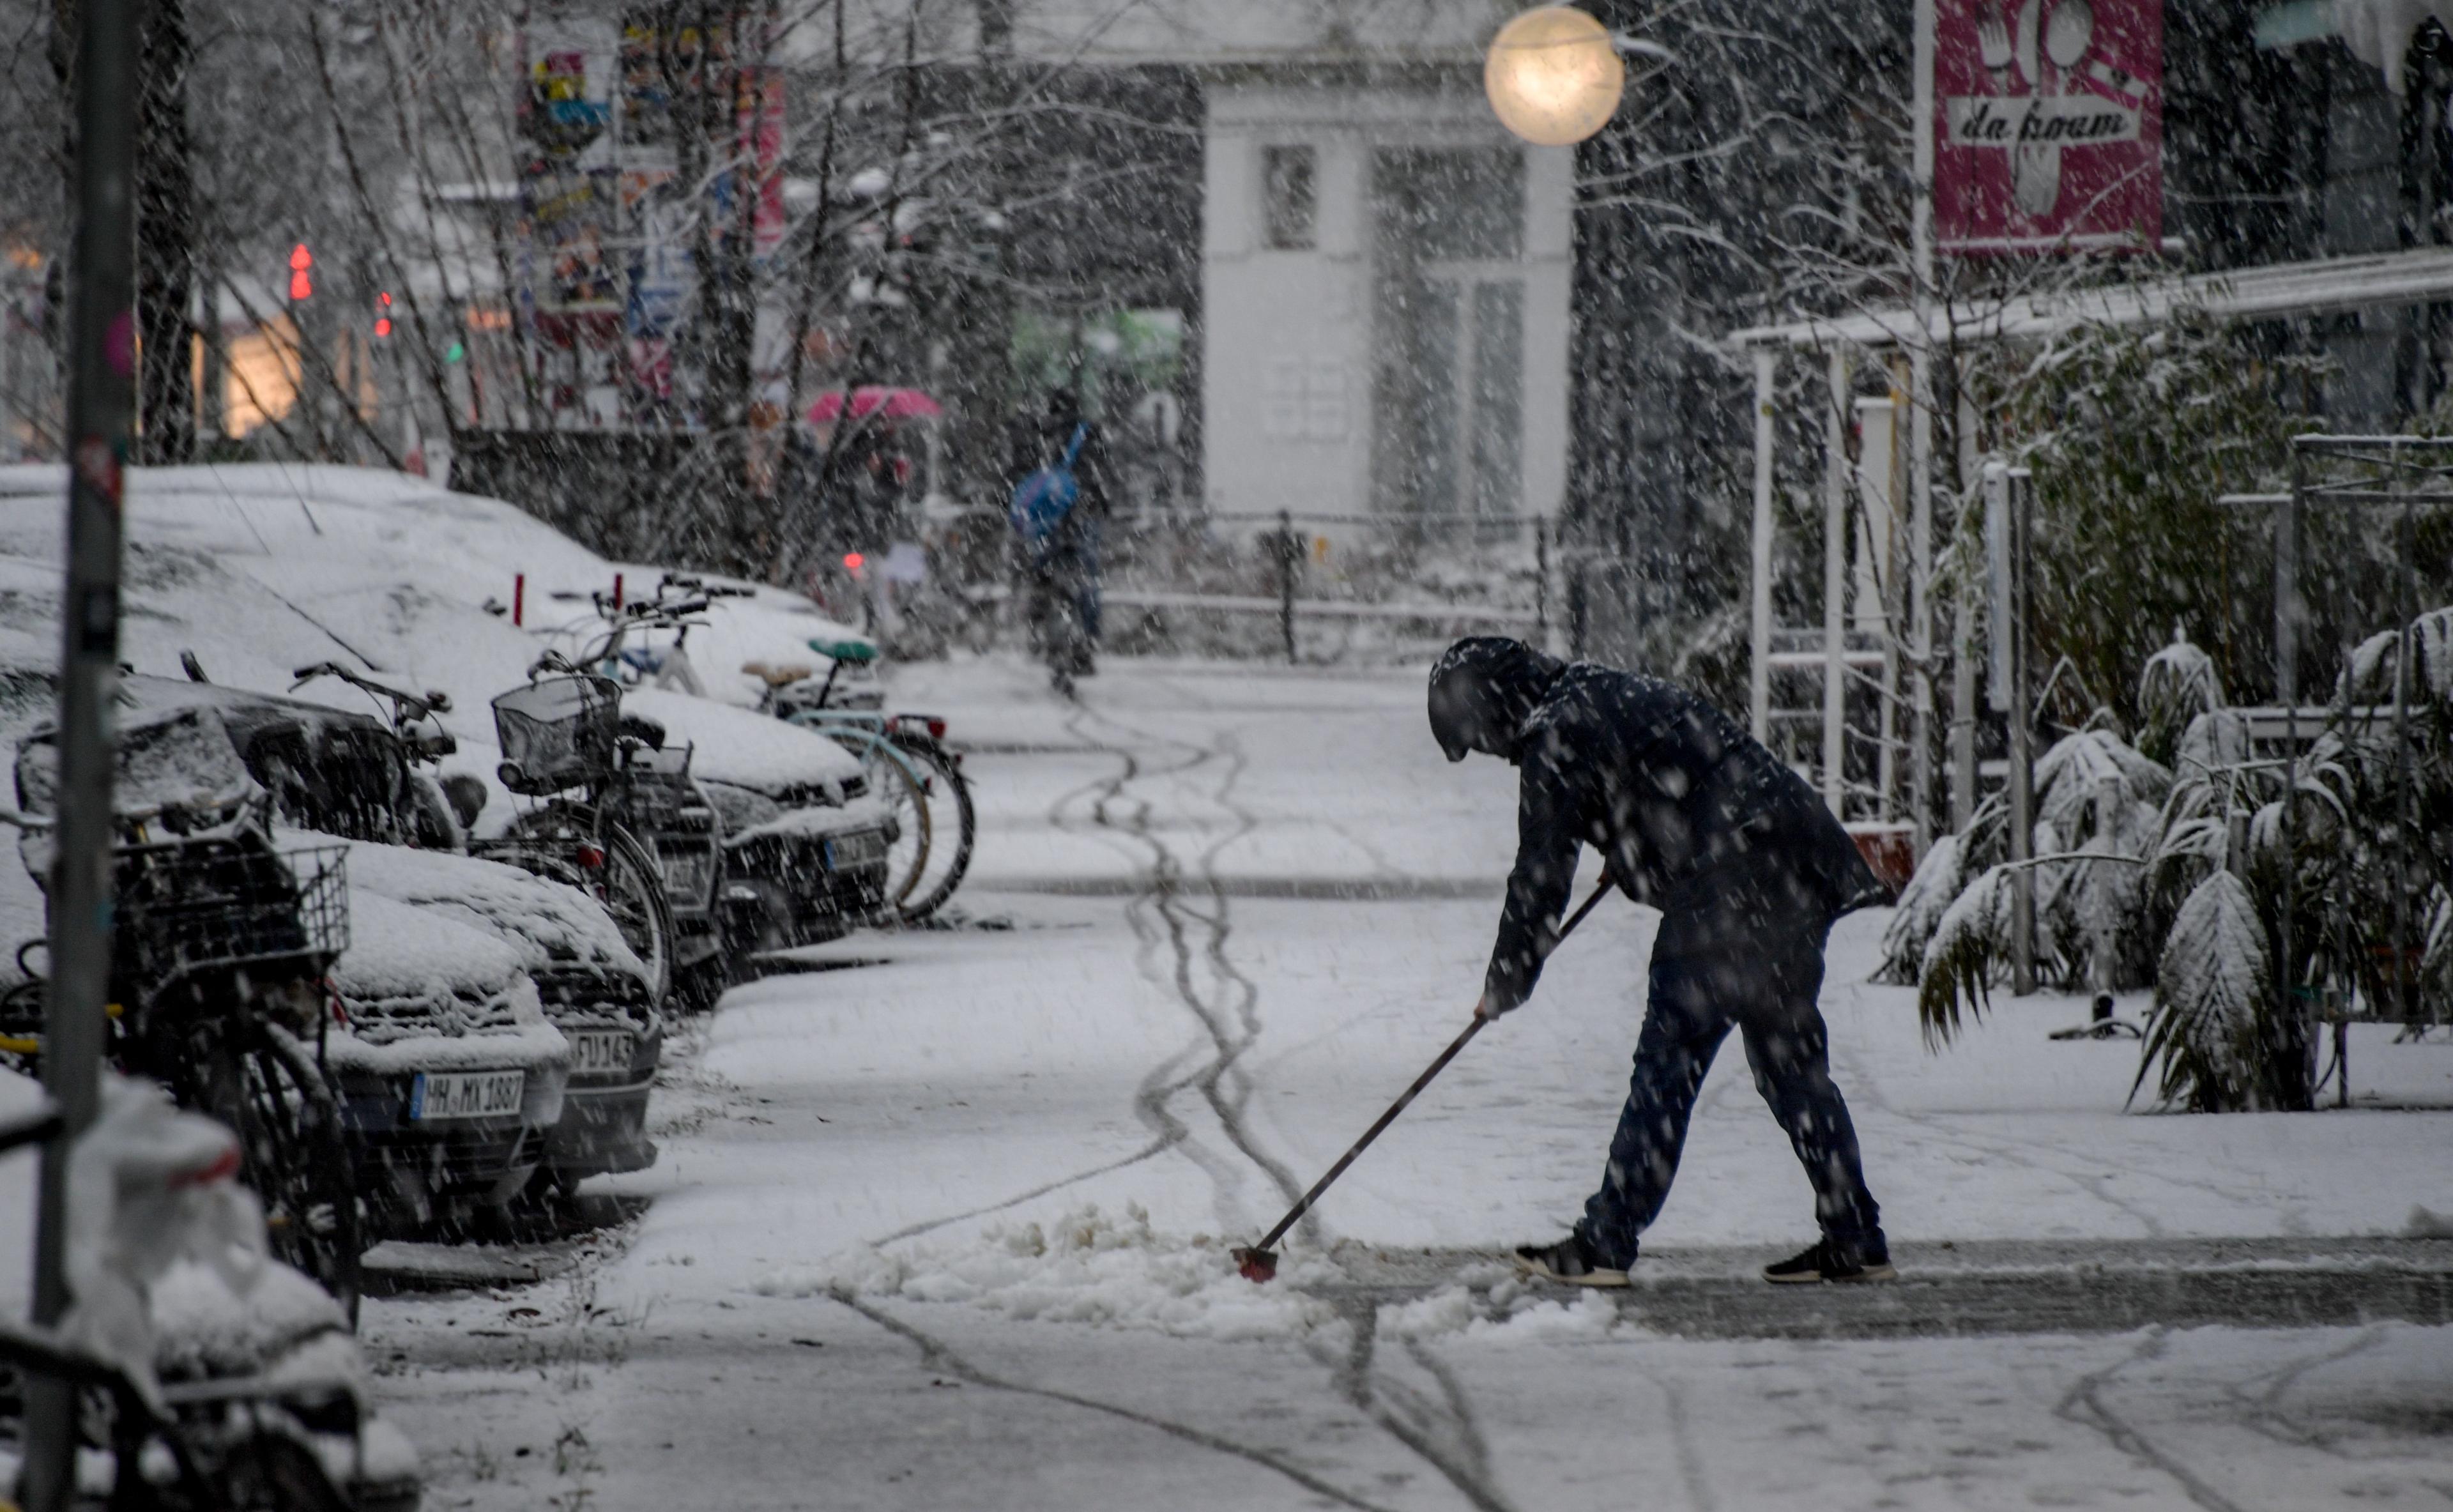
112, 839, 349, 987
493, 676, 622, 796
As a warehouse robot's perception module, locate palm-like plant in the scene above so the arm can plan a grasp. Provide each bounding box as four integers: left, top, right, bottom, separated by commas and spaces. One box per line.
1889, 611, 2449, 1110
1895, 726, 2169, 1043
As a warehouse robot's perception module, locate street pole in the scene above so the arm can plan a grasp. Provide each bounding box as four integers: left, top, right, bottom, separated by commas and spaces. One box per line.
1277, 508, 1296, 664
2004, 466, 2036, 996
24, 0, 135, 1503
1909, 0, 1937, 857
1950, 363, 1980, 830
1749, 346, 1776, 744
1823, 349, 1851, 820
2277, 446, 2305, 1106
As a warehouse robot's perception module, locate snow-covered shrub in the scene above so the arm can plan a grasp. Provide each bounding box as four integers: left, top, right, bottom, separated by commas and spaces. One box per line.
2136, 629, 2222, 767
1914, 860, 2013, 1046
2134, 870, 2282, 1111
1877, 829, 1969, 986
1909, 728, 2168, 1042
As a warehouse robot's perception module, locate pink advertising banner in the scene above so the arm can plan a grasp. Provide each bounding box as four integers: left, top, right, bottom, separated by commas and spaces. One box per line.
1934, 0, 2163, 255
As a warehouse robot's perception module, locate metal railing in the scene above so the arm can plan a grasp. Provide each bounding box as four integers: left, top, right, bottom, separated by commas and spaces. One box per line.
1106, 508, 1555, 663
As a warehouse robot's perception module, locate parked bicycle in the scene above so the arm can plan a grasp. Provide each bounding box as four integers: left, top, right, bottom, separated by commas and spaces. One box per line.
482, 664, 688, 1006
749, 637, 976, 924
570, 577, 967, 924
4, 708, 360, 1319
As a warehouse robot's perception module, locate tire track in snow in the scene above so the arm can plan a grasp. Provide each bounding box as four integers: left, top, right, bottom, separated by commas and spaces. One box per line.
1317, 1301, 1518, 1512
1062, 694, 1310, 1229
1079, 693, 1524, 1512
1656, 1370, 1720, 1512
833, 1294, 1403, 1512
1830, 982, 2173, 1239
2054, 1329, 2245, 1512
2219, 1325, 2385, 1453
866, 712, 1225, 1245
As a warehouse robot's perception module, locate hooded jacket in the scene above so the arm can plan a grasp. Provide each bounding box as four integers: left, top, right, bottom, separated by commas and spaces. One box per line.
1436, 640, 1888, 1014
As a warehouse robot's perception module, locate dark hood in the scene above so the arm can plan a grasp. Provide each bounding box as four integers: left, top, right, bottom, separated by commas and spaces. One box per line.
1427, 637, 1565, 763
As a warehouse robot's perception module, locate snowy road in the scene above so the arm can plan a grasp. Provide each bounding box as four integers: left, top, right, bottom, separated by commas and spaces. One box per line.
359, 656, 2453, 1511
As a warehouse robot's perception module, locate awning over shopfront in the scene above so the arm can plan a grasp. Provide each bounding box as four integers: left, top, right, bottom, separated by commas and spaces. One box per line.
1729, 245, 2453, 353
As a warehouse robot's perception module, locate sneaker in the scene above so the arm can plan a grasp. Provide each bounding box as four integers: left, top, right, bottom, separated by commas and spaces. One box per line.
1513, 1234, 1630, 1288
1762, 1238, 1897, 1285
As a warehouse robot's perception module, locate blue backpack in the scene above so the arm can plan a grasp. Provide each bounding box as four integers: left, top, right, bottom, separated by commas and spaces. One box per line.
1007, 423, 1089, 561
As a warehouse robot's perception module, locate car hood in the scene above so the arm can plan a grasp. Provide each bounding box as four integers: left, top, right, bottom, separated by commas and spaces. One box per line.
618, 688, 859, 799
312, 836, 652, 1000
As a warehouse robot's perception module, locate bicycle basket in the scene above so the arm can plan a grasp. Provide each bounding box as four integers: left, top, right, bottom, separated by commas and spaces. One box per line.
112, 838, 349, 986
492, 675, 622, 795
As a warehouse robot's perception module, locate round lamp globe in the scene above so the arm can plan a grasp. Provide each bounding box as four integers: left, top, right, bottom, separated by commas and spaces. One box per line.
1483, 6, 1624, 147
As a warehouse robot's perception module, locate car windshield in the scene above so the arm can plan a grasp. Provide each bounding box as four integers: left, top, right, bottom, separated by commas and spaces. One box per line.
13, 705, 254, 818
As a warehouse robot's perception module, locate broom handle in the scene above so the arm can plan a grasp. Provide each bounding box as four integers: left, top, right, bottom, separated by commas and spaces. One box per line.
1248, 873, 1617, 1256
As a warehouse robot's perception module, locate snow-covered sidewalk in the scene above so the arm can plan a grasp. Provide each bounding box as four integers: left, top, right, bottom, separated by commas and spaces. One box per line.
347, 655, 2453, 1509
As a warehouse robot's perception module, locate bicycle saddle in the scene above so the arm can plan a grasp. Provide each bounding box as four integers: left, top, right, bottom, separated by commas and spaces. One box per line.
742, 661, 816, 688
808, 636, 878, 664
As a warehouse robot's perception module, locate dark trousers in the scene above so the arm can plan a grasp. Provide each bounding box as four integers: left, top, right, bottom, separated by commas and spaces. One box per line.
1573, 913, 1884, 1269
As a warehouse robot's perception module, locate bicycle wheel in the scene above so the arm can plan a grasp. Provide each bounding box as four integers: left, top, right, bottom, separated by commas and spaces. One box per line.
887, 734, 974, 922
860, 740, 933, 911
203, 1025, 363, 1327
487, 810, 676, 1004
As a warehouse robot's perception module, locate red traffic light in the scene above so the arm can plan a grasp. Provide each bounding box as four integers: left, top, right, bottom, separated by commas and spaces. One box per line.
843, 552, 866, 576
374, 291, 392, 338
287, 242, 312, 300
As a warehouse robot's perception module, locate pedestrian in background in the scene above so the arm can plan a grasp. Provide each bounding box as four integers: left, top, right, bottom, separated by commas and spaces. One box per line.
1007, 387, 1113, 688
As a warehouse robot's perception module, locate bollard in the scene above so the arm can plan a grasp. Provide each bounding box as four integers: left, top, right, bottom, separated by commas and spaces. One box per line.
1278, 508, 1296, 664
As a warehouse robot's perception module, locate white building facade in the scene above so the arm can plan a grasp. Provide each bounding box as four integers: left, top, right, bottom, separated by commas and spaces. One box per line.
1200, 80, 1573, 537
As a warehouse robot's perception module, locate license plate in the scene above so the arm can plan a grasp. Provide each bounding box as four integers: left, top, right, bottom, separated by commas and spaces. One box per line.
568, 1029, 633, 1074
409, 1069, 525, 1120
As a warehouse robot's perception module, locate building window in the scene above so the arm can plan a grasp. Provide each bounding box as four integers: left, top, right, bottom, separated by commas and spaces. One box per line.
1263, 146, 1317, 249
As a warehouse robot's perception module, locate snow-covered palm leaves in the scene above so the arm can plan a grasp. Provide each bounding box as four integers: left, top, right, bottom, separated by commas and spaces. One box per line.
1903, 728, 2170, 1045
1914, 860, 2012, 1046
2134, 871, 2280, 1111
1897, 604, 2451, 1108
2137, 629, 2223, 767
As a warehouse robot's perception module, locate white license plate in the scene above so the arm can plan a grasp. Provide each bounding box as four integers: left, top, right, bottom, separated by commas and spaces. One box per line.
409, 1069, 525, 1121
568, 1029, 634, 1075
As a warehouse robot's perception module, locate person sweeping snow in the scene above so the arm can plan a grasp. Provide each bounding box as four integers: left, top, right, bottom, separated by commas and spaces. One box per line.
1428, 637, 1896, 1287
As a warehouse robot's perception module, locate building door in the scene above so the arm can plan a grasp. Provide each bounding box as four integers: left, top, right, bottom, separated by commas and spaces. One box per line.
1372, 148, 1526, 542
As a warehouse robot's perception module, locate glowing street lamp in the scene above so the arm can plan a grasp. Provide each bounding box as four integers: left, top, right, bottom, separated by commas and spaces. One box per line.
1483, 6, 1624, 147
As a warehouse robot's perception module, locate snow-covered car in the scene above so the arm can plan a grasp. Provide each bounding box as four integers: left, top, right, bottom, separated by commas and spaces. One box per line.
339, 843, 659, 1191
83, 677, 666, 1210
326, 890, 570, 1228
116, 674, 663, 1193
620, 689, 898, 956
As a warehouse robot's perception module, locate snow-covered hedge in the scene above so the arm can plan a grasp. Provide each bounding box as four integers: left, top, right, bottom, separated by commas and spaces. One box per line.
1887, 613, 2453, 1111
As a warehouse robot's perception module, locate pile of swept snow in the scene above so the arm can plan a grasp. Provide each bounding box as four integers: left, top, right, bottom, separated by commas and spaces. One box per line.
757, 1203, 1629, 1345
760, 1203, 1340, 1341
1380, 1273, 1623, 1344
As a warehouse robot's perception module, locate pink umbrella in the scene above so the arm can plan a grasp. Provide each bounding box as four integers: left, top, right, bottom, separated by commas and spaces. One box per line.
807, 386, 942, 425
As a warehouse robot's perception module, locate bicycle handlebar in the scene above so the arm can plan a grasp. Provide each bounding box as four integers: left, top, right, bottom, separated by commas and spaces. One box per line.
291, 662, 452, 720
656, 574, 753, 599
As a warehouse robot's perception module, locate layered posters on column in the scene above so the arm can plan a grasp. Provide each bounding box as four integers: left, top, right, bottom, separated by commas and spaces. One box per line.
1934, 0, 2162, 254
518, 19, 621, 346
516, 11, 787, 425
